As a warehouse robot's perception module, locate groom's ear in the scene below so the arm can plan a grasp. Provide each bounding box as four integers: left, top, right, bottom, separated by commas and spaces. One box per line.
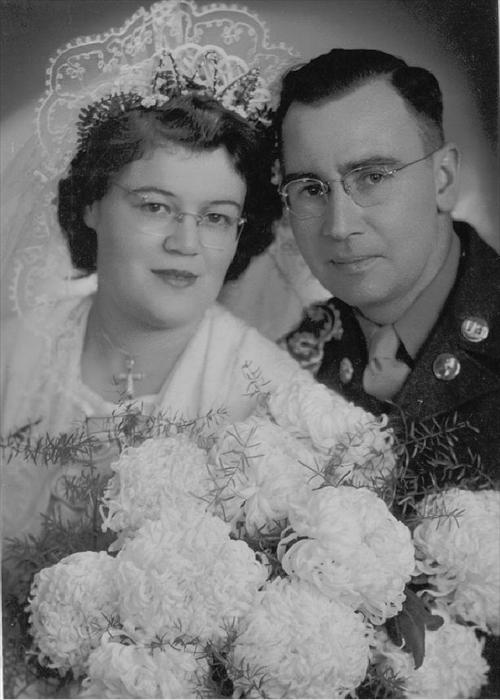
271, 158, 282, 187
83, 202, 99, 231
434, 143, 460, 213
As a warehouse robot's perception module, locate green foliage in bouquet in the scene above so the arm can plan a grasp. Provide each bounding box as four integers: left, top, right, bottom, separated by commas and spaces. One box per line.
385, 587, 444, 669
390, 409, 493, 516
372, 410, 494, 679
1, 390, 496, 699
2, 424, 112, 697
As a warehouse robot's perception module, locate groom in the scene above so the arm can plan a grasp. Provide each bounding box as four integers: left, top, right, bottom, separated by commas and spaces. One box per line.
275, 48, 500, 479
274, 47, 499, 698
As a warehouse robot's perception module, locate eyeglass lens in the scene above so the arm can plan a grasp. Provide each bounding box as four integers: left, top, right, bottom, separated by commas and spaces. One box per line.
282, 150, 438, 219
111, 182, 244, 248
283, 171, 397, 218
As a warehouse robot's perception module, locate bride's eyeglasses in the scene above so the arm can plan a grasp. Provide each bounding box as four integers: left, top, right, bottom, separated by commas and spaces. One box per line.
110, 181, 246, 250
279, 148, 440, 220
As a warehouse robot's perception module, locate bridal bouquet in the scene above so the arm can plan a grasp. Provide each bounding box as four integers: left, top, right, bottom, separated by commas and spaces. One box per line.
4, 378, 499, 698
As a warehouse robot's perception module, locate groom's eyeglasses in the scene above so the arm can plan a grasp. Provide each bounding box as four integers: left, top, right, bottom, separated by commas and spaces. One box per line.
279, 148, 440, 220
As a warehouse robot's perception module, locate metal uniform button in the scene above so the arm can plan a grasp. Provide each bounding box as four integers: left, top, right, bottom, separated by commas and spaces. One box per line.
433, 353, 461, 381
461, 317, 489, 343
339, 357, 354, 384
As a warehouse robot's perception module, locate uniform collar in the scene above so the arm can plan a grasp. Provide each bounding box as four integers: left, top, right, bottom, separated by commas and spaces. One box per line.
355, 232, 460, 360
395, 232, 460, 359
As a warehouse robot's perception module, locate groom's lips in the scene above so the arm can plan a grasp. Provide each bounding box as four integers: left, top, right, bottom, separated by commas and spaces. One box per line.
329, 255, 379, 273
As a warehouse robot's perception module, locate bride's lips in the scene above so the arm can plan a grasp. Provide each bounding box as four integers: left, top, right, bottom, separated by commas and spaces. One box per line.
152, 269, 199, 287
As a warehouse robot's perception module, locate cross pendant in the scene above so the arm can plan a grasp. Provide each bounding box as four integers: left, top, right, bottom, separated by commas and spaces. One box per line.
117, 357, 144, 399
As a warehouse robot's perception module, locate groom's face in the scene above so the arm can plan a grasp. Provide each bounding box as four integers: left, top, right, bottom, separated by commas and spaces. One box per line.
280, 79, 455, 318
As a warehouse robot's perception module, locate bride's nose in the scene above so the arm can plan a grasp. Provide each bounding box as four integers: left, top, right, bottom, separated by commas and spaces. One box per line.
162, 213, 201, 255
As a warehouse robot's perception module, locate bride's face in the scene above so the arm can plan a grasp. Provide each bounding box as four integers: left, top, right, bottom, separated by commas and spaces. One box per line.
84, 145, 246, 331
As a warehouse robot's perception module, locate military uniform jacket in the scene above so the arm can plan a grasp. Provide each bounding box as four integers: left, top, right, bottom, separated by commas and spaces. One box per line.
283, 221, 500, 482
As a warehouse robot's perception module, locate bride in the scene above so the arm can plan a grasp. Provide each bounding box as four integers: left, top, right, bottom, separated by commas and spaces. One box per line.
0, 2, 301, 540
0, 1, 385, 540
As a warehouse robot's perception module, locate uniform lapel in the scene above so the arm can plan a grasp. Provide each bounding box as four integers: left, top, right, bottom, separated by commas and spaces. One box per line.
395, 224, 500, 420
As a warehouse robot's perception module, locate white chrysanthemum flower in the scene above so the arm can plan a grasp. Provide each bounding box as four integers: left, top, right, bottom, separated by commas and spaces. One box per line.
413, 488, 500, 634
279, 486, 415, 624
268, 376, 366, 447
228, 577, 371, 699
28, 551, 118, 677
101, 435, 210, 542
81, 630, 208, 699
372, 609, 489, 698
209, 416, 321, 536
267, 377, 395, 484
116, 503, 267, 644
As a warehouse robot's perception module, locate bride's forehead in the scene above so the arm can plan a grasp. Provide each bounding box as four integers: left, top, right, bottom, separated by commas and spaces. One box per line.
123, 145, 240, 175
114, 146, 246, 198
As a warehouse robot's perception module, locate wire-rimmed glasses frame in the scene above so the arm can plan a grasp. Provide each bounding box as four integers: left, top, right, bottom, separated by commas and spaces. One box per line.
109, 181, 246, 250
279, 147, 441, 220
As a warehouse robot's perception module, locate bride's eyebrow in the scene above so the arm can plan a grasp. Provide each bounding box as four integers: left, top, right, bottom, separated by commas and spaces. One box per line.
120, 185, 242, 211
207, 199, 242, 210
125, 186, 175, 197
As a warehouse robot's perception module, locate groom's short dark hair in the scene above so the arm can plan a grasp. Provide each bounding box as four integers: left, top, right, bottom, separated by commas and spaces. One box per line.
275, 49, 444, 151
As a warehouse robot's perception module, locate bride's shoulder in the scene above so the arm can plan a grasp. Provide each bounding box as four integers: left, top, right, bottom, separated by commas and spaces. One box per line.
210, 302, 313, 383
210, 302, 287, 350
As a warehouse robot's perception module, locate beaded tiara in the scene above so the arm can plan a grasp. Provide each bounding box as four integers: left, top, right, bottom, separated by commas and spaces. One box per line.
76, 49, 272, 151
36, 0, 299, 175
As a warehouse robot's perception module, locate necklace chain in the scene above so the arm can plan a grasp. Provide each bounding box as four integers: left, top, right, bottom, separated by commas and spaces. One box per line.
98, 328, 144, 399
99, 328, 136, 360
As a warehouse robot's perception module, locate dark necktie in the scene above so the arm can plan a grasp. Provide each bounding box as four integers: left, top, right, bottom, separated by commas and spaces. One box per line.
362, 323, 411, 401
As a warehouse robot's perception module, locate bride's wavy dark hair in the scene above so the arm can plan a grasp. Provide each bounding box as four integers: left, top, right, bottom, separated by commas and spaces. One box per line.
58, 93, 280, 282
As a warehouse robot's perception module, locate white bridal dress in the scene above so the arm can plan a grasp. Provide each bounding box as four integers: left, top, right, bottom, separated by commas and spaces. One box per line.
1, 288, 314, 540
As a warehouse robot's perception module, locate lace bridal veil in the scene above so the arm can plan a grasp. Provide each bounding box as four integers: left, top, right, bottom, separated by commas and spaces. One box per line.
0, 0, 330, 348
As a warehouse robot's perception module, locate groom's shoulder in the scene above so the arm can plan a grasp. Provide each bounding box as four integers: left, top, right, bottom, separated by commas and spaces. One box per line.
448, 223, 500, 359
